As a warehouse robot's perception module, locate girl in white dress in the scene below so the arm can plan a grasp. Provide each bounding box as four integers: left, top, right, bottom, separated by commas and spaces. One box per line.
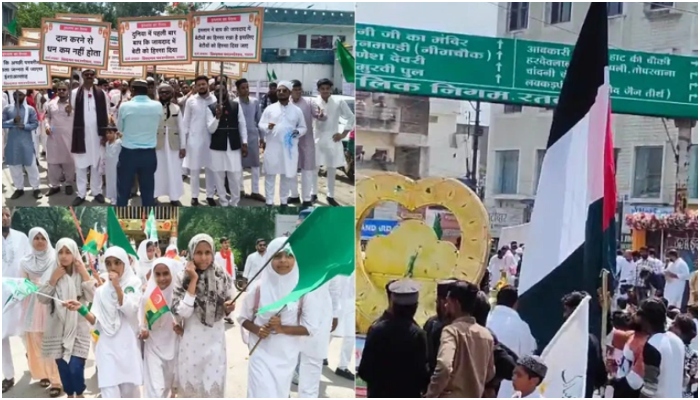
64, 246, 143, 398
171, 234, 235, 397
139, 257, 181, 398
238, 236, 321, 398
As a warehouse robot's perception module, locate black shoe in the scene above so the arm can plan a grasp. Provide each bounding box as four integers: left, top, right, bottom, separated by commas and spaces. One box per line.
9, 190, 24, 200
311, 194, 318, 203
287, 196, 301, 204
323, 359, 329, 366
46, 187, 61, 196
2, 378, 14, 393
302, 201, 313, 209
280, 204, 288, 208
250, 193, 266, 203
170, 201, 183, 207
93, 194, 106, 204
72, 197, 85, 206
225, 317, 235, 325
327, 197, 340, 207
32, 189, 43, 199
335, 368, 355, 380
206, 197, 217, 206
191, 198, 200, 207
65, 185, 74, 196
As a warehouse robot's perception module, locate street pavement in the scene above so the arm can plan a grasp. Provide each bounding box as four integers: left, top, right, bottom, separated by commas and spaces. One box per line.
2, 158, 355, 207
3, 292, 355, 398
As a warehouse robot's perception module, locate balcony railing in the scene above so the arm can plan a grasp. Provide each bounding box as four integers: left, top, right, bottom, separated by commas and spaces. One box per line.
114, 206, 179, 221
356, 102, 401, 133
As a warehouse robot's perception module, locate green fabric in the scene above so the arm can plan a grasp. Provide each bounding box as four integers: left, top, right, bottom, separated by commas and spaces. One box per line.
107, 207, 139, 259
7, 19, 17, 36
3, 278, 39, 312
82, 240, 99, 256
257, 207, 354, 314
144, 209, 157, 241
336, 39, 355, 83
433, 213, 443, 240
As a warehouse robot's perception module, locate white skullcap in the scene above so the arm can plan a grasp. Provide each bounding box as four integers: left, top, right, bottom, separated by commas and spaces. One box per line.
277, 80, 292, 90
208, 78, 215, 85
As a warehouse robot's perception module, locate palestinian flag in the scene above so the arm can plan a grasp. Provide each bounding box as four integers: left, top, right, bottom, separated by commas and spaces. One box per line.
144, 286, 170, 330
518, 3, 617, 348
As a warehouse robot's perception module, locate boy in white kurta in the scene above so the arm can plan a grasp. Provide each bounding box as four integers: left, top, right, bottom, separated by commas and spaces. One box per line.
257, 81, 307, 206
65, 246, 143, 398
155, 84, 186, 206
139, 258, 181, 398
103, 126, 121, 204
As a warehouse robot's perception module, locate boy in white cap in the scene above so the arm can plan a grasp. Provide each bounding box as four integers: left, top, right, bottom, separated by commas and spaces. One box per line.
512, 355, 548, 398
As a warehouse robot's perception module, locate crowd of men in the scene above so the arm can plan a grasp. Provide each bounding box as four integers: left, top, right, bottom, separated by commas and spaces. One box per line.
3, 70, 355, 208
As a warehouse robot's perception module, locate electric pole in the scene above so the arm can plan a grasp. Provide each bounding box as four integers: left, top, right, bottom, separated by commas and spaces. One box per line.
470, 101, 483, 198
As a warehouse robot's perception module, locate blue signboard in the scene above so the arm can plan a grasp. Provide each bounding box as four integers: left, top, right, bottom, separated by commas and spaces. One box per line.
361, 219, 398, 240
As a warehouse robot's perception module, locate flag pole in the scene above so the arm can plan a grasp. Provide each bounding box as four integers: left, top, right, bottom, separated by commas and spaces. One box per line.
248, 305, 287, 356
600, 269, 610, 359
34, 291, 64, 303
230, 235, 293, 303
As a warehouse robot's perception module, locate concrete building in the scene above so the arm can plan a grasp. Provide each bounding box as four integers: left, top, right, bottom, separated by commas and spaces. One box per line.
222, 5, 354, 97
2, 2, 18, 45
356, 92, 489, 181
485, 2, 698, 236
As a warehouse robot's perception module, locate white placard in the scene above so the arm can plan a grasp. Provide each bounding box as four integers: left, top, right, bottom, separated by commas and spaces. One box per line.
98, 49, 145, 80
119, 18, 190, 65
55, 14, 103, 23
40, 19, 109, 69
2, 48, 51, 90
208, 62, 241, 77
50, 65, 71, 77
20, 28, 41, 41
191, 9, 263, 62
18, 37, 38, 47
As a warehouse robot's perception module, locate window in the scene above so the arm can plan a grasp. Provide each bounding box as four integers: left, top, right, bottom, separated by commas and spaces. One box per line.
547, 2, 572, 24
632, 146, 663, 198
607, 2, 623, 16
508, 3, 529, 31
495, 150, 519, 194
297, 35, 307, 49
649, 2, 673, 10
504, 104, 522, 114
310, 35, 333, 49
614, 148, 620, 174
456, 123, 470, 135
534, 149, 546, 194
689, 144, 698, 200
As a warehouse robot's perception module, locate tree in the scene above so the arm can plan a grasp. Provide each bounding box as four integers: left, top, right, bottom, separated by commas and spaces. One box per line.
16, 2, 65, 30
10, 207, 108, 247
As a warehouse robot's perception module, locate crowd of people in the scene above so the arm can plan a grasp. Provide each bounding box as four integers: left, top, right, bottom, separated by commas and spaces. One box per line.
2, 70, 355, 208
1, 207, 355, 398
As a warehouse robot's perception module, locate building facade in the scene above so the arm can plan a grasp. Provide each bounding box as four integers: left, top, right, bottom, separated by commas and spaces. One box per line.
2, 2, 18, 46
224, 6, 354, 97
485, 2, 698, 236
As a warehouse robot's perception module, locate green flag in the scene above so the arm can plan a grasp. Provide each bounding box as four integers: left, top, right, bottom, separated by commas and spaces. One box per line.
3, 278, 39, 312
433, 213, 443, 240
82, 240, 99, 256
271, 69, 277, 81
336, 39, 355, 83
144, 209, 157, 241
107, 207, 138, 259
257, 207, 354, 315
266, 69, 277, 82
7, 19, 18, 36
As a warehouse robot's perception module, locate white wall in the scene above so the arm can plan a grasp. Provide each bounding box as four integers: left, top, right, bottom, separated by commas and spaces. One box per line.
244, 63, 333, 95
262, 24, 355, 49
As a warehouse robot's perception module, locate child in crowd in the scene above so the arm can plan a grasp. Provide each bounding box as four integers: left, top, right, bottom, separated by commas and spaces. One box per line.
103, 125, 122, 204
512, 355, 548, 398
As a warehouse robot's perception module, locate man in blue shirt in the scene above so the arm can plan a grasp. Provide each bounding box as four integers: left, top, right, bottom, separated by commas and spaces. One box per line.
117, 79, 162, 206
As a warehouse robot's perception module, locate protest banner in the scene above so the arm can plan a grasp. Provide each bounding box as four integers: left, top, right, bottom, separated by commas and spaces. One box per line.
20, 28, 41, 41
17, 36, 71, 77
147, 62, 197, 77
18, 37, 38, 47
2, 47, 52, 90
98, 49, 146, 80
208, 62, 241, 78
190, 8, 263, 62
110, 30, 119, 48
39, 18, 110, 69
55, 13, 104, 22
118, 16, 191, 66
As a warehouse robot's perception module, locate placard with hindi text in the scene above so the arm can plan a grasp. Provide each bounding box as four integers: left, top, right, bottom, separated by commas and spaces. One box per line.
39, 19, 110, 69
190, 9, 263, 62
98, 49, 146, 80
2, 48, 52, 90
118, 16, 191, 66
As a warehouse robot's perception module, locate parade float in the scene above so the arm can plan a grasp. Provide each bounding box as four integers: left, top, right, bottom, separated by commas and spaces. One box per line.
115, 206, 180, 246
625, 209, 698, 270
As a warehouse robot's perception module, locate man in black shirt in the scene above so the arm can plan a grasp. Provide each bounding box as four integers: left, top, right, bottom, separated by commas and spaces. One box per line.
423, 279, 457, 375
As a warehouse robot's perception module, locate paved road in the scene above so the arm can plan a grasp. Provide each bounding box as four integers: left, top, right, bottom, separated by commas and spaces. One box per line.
2, 158, 355, 207
3, 292, 355, 398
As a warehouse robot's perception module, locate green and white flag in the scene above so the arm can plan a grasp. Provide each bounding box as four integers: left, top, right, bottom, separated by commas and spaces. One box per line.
144, 209, 158, 241
257, 207, 354, 314
2, 278, 39, 313
266, 68, 277, 82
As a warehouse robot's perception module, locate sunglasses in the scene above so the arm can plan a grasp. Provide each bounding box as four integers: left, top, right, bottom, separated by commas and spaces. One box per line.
83, 73, 95, 78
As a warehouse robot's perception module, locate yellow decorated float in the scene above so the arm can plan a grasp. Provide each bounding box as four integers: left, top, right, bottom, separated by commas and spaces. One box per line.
355, 173, 491, 334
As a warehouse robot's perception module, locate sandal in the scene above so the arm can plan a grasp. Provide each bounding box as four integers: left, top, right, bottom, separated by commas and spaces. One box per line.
49, 387, 62, 398
2, 378, 14, 393
40, 379, 51, 388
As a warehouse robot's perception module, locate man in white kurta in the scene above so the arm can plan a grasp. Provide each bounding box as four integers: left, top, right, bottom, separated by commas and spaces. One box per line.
1, 208, 31, 391
330, 272, 356, 379
290, 80, 317, 207
312, 79, 354, 206
70, 69, 109, 206
155, 84, 186, 206
243, 239, 267, 283
206, 83, 248, 207
258, 81, 308, 206
486, 285, 537, 398
183, 76, 218, 207
663, 249, 691, 308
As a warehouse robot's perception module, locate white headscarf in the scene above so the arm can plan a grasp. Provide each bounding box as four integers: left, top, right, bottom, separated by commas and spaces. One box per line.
139, 257, 178, 360
256, 237, 299, 321
46, 238, 83, 362
20, 228, 55, 276
92, 246, 142, 337
277, 80, 292, 90
136, 239, 156, 282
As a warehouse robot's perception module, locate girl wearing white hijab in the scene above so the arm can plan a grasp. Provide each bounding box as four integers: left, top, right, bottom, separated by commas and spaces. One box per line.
64, 246, 143, 398
238, 236, 321, 398
37, 238, 95, 398
171, 234, 235, 397
138, 257, 181, 398
20, 228, 62, 396
136, 239, 158, 284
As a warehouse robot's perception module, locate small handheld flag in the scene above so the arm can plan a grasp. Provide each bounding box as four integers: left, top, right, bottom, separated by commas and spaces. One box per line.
144, 286, 170, 330
2, 278, 39, 312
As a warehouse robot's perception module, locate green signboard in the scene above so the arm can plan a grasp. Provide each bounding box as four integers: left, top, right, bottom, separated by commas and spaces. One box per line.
356, 24, 698, 120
